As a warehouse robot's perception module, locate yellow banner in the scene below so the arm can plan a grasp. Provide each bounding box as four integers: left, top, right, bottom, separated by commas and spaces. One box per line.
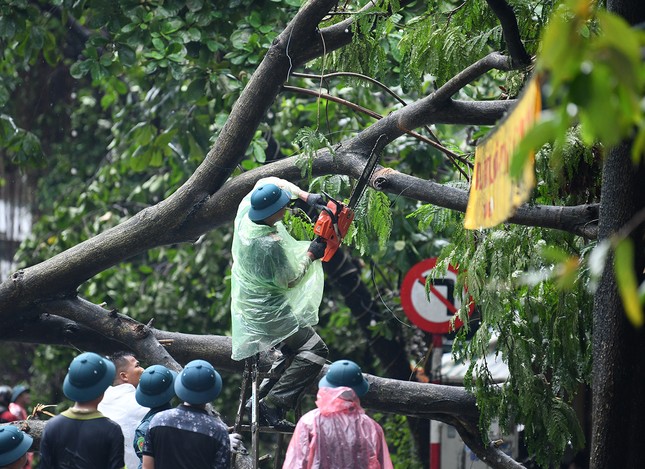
464, 77, 542, 229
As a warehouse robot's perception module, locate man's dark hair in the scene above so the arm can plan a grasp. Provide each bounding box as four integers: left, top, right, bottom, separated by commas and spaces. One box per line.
108, 351, 135, 372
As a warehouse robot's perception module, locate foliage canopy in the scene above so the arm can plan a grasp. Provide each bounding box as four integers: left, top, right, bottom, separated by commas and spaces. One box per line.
1, 0, 644, 467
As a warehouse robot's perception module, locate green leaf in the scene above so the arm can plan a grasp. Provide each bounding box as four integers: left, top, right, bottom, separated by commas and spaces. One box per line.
152, 37, 165, 51
613, 238, 644, 328
632, 126, 645, 164
186, 0, 203, 12
184, 78, 206, 102
252, 141, 266, 163
0, 17, 17, 39
154, 129, 177, 147
161, 19, 184, 35
248, 12, 261, 29
540, 245, 571, 264
69, 61, 90, 79
150, 150, 163, 167
0, 85, 9, 107
183, 28, 201, 42
118, 45, 137, 66
511, 115, 562, 179
130, 148, 151, 172
20, 132, 41, 157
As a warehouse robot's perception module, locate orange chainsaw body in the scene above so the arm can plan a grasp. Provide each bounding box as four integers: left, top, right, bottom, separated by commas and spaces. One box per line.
313, 199, 355, 262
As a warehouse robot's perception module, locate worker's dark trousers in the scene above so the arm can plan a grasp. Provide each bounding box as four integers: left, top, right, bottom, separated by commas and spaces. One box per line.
261, 326, 328, 410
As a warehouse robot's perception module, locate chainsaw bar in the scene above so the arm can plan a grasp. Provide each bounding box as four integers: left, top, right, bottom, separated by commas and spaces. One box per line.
348, 139, 384, 209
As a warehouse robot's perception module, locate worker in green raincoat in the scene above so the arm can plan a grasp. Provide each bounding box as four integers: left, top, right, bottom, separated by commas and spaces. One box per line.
231, 177, 328, 428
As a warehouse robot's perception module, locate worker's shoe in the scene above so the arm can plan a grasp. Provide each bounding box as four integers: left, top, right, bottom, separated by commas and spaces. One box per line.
258, 400, 295, 432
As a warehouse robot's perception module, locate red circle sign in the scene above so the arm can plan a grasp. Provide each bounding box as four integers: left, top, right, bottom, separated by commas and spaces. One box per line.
400, 258, 474, 334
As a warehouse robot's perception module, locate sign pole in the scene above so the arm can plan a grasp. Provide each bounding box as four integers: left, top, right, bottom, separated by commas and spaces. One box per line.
429, 334, 443, 468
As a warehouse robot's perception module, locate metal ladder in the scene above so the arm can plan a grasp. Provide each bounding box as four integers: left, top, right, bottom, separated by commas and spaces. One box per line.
232, 355, 297, 469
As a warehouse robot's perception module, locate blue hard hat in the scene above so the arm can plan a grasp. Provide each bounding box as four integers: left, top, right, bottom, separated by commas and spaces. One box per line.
136, 365, 177, 408
63, 352, 116, 403
248, 184, 290, 222
10, 384, 29, 403
174, 360, 222, 405
0, 425, 33, 466
319, 359, 370, 397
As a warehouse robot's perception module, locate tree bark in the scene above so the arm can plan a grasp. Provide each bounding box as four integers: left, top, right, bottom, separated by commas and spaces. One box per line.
590, 3, 645, 468
0, 302, 522, 468
590, 142, 645, 468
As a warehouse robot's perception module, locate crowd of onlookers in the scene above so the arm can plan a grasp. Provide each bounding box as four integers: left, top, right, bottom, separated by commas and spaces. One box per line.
0, 351, 392, 469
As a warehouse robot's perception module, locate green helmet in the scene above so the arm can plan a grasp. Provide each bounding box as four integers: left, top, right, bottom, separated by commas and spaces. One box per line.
248, 184, 290, 222
319, 360, 369, 397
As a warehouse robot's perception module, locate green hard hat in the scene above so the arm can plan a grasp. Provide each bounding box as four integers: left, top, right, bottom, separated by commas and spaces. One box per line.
248, 184, 290, 222
319, 359, 369, 397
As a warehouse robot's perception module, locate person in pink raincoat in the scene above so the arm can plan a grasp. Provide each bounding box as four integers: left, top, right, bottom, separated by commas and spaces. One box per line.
283, 360, 393, 469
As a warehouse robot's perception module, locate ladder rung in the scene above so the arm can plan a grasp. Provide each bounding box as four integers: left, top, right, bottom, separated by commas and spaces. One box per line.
238, 424, 295, 435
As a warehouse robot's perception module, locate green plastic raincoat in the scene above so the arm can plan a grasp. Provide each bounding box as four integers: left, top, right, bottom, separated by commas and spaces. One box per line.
230, 177, 324, 361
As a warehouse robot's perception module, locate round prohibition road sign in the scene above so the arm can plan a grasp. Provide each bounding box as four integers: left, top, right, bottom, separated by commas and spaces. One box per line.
400, 257, 474, 334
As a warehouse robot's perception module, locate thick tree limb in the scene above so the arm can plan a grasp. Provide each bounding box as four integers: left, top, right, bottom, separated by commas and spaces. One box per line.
43, 298, 181, 371
484, 0, 532, 67
431, 52, 515, 104
370, 168, 599, 239
180, 153, 599, 241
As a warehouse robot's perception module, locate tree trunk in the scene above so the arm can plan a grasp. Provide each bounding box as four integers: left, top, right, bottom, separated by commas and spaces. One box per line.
591, 139, 645, 467
591, 4, 645, 468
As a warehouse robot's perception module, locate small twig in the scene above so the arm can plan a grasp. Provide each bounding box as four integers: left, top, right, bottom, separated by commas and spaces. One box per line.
282, 85, 473, 179
446, 1, 467, 26
292, 70, 441, 144
30, 403, 57, 419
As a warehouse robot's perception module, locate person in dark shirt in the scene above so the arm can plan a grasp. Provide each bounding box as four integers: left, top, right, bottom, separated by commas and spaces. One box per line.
142, 359, 230, 469
133, 365, 177, 469
39, 352, 125, 469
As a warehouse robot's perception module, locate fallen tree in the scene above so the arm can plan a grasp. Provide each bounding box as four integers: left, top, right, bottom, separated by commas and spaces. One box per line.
4, 0, 632, 467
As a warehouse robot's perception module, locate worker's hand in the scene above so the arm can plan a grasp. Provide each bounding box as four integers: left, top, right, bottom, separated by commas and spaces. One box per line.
308, 238, 327, 260
229, 432, 245, 453
306, 193, 325, 207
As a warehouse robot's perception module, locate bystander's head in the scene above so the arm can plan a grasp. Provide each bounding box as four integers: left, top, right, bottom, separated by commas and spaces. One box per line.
135, 365, 177, 408
174, 360, 222, 406
63, 352, 116, 403
108, 352, 144, 388
0, 426, 32, 469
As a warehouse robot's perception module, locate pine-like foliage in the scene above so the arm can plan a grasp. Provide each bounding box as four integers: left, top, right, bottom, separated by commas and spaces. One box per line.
293, 127, 335, 179
347, 189, 393, 255
408, 204, 593, 466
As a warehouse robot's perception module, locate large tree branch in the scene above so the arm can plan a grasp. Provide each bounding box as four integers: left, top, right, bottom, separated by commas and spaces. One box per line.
43, 298, 181, 371
431, 52, 515, 104
183, 151, 599, 241
370, 168, 599, 239
0, 308, 521, 469
484, 0, 532, 67
0, 0, 340, 314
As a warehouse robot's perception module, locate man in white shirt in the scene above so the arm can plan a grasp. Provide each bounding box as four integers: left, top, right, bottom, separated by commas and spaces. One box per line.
98, 351, 147, 469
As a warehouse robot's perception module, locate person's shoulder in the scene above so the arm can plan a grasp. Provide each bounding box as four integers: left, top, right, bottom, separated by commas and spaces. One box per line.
208, 413, 228, 428
42, 412, 65, 430
148, 407, 177, 427
103, 414, 124, 427
297, 408, 319, 426
206, 415, 230, 440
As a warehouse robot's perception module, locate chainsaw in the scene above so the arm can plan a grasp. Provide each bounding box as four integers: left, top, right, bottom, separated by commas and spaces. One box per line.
313, 147, 382, 262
